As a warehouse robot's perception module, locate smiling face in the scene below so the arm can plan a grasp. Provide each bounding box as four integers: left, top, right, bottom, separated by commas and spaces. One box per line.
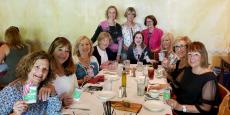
162, 37, 171, 49
79, 38, 91, 56
107, 7, 117, 20
53, 45, 70, 65
174, 40, 187, 58
134, 33, 143, 46
126, 11, 135, 22
98, 37, 110, 50
27, 59, 49, 86
146, 18, 154, 28
187, 52, 201, 68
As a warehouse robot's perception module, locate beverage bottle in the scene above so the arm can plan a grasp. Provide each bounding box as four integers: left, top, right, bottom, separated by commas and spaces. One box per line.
121, 67, 126, 87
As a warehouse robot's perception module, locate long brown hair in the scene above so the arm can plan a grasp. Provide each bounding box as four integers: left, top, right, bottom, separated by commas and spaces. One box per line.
4, 26, 25, 49
48, 37, 75, 76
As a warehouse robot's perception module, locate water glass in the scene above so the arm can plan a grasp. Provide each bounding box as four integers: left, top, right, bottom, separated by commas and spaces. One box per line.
123, 60, 130, 70
137, 79, 145, 96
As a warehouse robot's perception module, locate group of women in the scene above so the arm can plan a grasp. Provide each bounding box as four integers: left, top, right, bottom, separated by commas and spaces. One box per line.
0, 5, 220, 115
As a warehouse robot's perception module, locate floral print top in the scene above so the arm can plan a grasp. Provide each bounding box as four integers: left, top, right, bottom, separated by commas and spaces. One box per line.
0, 82, 62, 115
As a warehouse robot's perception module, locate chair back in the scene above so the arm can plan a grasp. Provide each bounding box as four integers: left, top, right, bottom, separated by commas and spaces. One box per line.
218, 83, 230, 115
218, 94, 230, 115
218, 83, 230, 100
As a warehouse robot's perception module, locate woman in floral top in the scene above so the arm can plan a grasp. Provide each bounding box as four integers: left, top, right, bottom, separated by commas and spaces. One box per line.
121, 7, 142, 60
73, 36, 99, 86
0, 51, 62, 115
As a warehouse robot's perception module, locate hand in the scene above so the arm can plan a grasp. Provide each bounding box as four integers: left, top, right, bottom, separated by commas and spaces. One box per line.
61, 93, 74, 108
149, 59, 158, 64
166, 99, 179, 110
162, 58, 170, 68
116, 55, 120, 62
83, 76, 91, 82
12, 100, 28, 114
38, 84, 56, 101
123, 45, 128, 51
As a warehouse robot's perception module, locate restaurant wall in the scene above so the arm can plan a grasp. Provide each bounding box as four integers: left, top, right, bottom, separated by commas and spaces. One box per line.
0, 0, 229, 66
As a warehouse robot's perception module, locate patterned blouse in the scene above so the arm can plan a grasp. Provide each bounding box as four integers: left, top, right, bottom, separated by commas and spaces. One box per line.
0, 82, 62, 115
122, 23, 142, 47
74, 56, 99, 80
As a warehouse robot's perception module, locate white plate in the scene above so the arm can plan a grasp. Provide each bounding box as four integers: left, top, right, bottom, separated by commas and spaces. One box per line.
143, 100, 165, 112
97, 91, 116, 101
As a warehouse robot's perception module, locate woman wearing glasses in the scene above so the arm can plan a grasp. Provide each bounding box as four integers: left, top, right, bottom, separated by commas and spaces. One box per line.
162, 36, 191, 81
142, 15, 163, 61
166, 41, 219, 114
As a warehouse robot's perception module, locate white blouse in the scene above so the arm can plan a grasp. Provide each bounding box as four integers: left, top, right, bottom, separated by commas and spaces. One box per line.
97, 46, 108, 64
53, 74, 78, 96
122, 23, 142, 47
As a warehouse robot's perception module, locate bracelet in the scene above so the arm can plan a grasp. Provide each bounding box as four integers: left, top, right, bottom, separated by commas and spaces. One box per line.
182, 105, 187, 112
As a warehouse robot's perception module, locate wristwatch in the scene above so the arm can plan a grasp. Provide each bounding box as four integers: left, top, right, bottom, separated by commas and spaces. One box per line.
182, 105, 187, 112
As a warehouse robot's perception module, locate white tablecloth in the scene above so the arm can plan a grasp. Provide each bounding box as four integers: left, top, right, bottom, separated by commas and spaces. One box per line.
62, 65, 172, 115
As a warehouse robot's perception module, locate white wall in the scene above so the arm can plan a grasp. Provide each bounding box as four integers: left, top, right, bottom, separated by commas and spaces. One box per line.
0, 0, 229, 65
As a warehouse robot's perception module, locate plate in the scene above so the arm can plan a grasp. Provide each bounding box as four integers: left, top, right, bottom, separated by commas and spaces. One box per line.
143, 100, 165, 112
97, 91, 116, 101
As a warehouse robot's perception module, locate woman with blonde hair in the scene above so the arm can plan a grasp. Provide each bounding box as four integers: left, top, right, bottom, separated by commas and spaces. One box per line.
92, 32, 114, 69
48, 37, 78, 108
73, 36, 99, 85
121, 7, 142, 60
0, 26, 29, 86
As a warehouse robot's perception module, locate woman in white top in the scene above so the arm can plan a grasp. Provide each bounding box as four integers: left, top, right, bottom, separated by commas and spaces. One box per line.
121, 7, 142, 60
73, 36, 99, 86
48, 37, 78, 108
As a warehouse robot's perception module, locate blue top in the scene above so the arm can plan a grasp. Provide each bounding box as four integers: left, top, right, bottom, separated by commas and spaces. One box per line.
0, 82, 62, 115
74, 56, 99, 80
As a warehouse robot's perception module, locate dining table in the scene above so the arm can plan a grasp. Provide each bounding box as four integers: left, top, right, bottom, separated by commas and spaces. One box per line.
62, 64, 172, 115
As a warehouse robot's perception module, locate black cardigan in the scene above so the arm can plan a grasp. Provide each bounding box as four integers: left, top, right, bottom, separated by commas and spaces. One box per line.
92, 46, 113, 66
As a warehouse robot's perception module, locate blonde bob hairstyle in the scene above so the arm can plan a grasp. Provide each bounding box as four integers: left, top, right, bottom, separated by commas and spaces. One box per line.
97, 32, 112, 47
73, 36, 93, 57
173, 36, 191, 51
124, 7, 136, 17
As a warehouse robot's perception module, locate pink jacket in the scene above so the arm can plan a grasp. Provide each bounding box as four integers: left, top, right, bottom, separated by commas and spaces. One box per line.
142, 27, 163, 52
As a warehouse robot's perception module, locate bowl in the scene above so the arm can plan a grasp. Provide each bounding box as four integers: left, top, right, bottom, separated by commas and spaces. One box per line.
148, 90, 160, 98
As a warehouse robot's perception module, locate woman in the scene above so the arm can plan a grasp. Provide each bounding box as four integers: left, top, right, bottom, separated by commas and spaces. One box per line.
121, 7, 142, 60
142, 15, 163, 60
166, 41, 219, 114
159, 32, 174, 61
162, 36, 191, 80
0, 26, 29, 86
73, 36, 99, 85
92, 32, 114, 69
48, 37, 78, 108
91, 5, 122, 61
127, 31, 154, 64
0, 51, 61, 114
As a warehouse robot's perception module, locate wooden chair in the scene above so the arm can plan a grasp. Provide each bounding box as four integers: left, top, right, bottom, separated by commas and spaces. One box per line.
218, 83, 230, 115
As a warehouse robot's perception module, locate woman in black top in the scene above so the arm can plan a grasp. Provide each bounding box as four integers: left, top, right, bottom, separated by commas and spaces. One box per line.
92, 32, 113, 69
91, 5, 122, 61
166, 41, 219, 114
127, 31, 154, 64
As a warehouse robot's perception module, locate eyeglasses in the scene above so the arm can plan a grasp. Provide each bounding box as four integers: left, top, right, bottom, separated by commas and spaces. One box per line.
174, 45, 186, 49
146, 21, 153, 23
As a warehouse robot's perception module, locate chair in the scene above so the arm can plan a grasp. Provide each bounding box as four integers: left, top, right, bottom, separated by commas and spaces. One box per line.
218, 94, 230, 115
218, 83, 230, 115
218, 83, 230, 101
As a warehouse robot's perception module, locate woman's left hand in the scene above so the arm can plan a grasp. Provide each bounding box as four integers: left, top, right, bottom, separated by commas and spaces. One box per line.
166, 99, 179, 110
38, 84, 56, 101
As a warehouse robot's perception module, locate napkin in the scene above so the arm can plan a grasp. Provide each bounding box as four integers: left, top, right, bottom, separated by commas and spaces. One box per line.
87, 75, 104, 84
